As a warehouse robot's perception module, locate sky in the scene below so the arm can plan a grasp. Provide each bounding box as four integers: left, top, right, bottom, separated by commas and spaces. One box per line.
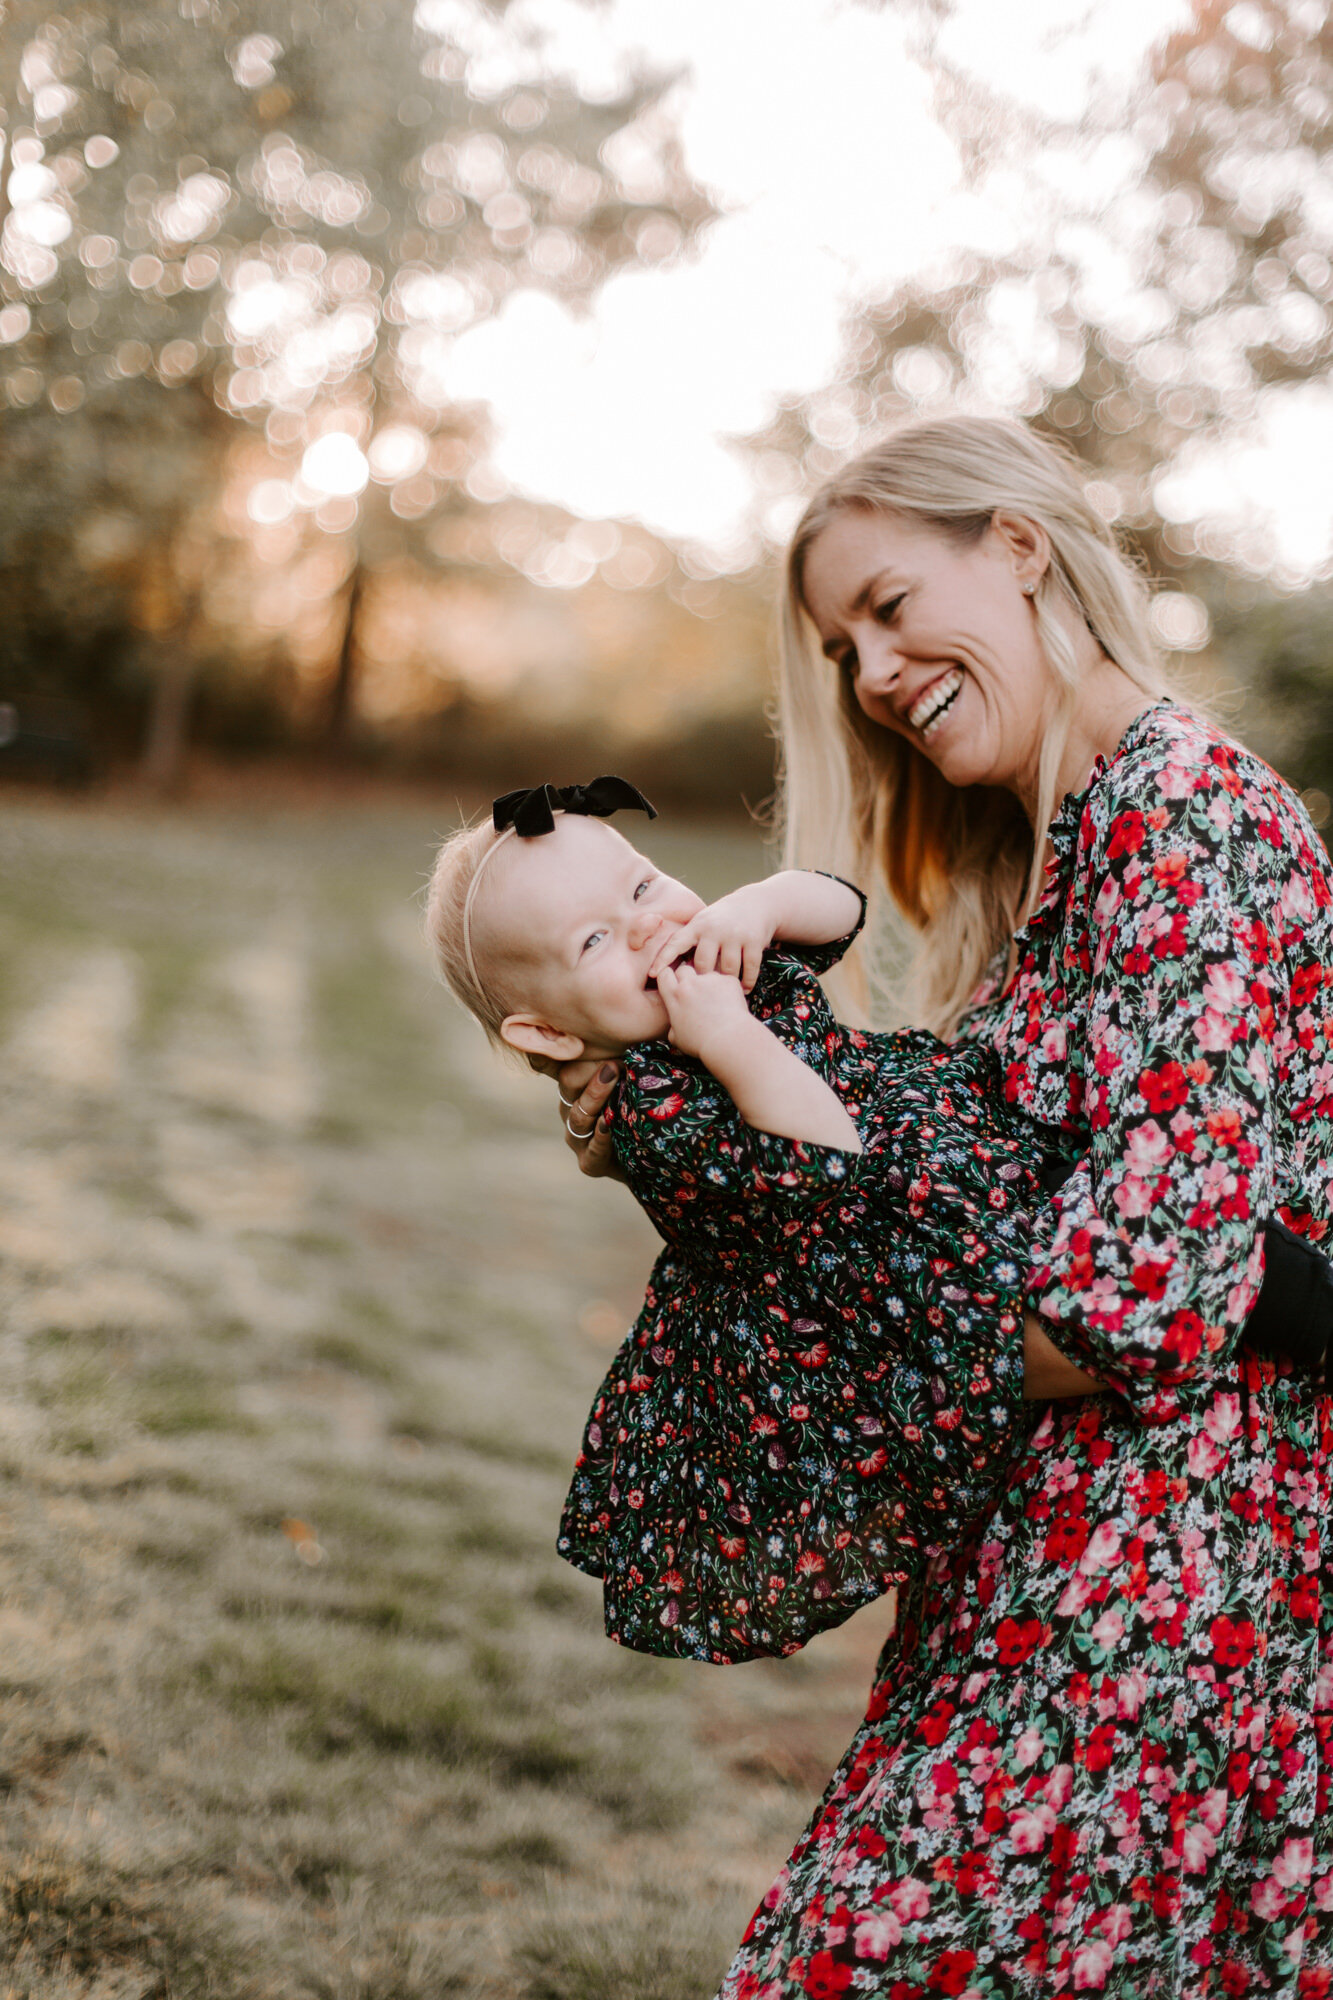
407, 0, 1333, 583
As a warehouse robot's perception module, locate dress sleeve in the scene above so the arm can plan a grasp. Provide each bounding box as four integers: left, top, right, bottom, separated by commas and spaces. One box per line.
779, 873, 867, 975
1026, 764, 1281, 1418
613, 953, 867, 1223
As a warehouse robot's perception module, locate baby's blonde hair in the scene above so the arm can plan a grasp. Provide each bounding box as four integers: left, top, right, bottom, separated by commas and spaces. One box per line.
424, 817, 522, 1047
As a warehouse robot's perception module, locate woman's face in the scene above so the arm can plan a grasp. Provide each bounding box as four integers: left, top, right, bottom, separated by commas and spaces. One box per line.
800, 507, 1056, 802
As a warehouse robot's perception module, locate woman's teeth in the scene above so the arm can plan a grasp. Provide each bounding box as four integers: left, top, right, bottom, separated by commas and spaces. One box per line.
908, 668, 964, 740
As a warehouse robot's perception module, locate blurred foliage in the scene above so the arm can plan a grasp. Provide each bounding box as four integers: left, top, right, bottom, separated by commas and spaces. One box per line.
767, 0, 1333, 575
1211, 578, 1333, 804
3, 1, 1333, 800
753, 0, 1333, 781
0, 0, 723, 784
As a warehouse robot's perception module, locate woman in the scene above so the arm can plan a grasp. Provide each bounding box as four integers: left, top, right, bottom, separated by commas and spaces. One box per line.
563, 416, 1333, 1995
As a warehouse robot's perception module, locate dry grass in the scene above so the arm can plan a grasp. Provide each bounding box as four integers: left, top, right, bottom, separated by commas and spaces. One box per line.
0, 794, 893, 1998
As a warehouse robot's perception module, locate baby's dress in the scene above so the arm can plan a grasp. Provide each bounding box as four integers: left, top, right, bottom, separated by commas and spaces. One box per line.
557, 914, 1049, 1663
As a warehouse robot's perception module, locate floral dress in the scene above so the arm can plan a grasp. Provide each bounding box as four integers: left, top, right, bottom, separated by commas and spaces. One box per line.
717, 702, 1333, 1999
559, 916, 1048, 1663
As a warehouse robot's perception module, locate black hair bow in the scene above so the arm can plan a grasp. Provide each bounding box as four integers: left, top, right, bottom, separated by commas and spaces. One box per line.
491, 775, 657, 838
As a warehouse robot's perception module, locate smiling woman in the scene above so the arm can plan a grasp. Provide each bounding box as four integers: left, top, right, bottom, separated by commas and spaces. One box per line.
711, 413, 1333, 2000
779, 421, 1173, 1034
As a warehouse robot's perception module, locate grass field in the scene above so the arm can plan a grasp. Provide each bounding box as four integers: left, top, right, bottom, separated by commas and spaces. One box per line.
0, 789, 894, 2000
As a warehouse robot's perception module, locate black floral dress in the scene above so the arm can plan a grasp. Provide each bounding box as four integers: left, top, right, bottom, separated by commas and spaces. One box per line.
717, 703, 1333, 2000
559, 909, 1048, 1663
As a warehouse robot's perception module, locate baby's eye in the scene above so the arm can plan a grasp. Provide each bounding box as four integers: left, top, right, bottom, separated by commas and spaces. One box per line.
581, 929, 606, 954
633, 876, 655, 900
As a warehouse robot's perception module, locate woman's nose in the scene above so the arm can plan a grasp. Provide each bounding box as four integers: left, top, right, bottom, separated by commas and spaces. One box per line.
853, 628, 903, 695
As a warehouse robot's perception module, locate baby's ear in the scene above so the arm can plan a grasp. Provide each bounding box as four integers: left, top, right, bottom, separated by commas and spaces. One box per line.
500, 1014, 586, 1061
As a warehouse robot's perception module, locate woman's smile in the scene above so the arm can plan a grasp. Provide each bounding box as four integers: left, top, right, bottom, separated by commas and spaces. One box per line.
906, 666, 965, 740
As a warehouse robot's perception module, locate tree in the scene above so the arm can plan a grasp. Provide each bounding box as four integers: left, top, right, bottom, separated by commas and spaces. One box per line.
0, 0, 710, 780
757, 0, 1333, 588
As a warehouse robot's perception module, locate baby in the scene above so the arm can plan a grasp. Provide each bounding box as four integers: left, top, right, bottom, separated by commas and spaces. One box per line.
427, 778, 1048, 1662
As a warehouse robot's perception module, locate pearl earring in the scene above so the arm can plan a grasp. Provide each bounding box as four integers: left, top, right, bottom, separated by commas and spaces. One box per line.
1022, 581, 1036, 596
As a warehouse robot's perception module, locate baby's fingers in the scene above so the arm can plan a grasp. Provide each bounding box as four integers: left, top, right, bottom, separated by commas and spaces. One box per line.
649, 920, 696, 980
742, 941, 763, 991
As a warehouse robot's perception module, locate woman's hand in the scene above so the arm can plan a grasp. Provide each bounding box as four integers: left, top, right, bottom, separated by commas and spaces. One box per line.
548, 1054, 622, 1179
1022, 1313, 1103, 1400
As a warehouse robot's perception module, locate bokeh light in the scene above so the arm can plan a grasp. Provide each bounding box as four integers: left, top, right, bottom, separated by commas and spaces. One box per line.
300, 434, 371, 499
368, 426, 430, 483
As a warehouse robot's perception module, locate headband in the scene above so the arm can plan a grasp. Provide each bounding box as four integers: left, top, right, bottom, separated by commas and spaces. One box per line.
461, 775, 657, 1006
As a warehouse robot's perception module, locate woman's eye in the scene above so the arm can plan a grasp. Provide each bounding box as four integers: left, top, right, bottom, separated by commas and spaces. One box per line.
875, 593, 906, 624
837, 647, 858, 677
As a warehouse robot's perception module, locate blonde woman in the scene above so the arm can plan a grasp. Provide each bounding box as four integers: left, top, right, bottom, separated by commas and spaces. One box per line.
564, 416, 1333, 1995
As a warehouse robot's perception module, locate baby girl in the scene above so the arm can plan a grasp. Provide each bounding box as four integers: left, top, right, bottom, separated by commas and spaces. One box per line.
426, 778, 1053, 1663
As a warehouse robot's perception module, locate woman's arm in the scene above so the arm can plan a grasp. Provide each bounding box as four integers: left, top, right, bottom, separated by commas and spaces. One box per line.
1023, 750, 1284, 1415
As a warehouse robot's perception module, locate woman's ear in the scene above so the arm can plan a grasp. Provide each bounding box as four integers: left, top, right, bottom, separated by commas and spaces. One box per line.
500, 1014, 586, 1062
990, 510, 1051, 593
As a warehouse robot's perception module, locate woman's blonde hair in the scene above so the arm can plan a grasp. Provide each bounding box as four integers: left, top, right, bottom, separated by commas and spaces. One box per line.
779, 414, 1172, 1035
424, 816, 519, 1048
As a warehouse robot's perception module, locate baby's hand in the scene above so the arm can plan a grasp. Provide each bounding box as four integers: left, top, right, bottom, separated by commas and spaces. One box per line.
649, 881, 781, 993
656, 960, 752, 1061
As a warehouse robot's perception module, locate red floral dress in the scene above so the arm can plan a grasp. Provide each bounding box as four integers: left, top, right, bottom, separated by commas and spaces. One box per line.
717, 703, 1333, 1998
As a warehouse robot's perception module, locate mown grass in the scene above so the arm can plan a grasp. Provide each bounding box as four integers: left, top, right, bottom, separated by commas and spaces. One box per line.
0, 790, 892, 1999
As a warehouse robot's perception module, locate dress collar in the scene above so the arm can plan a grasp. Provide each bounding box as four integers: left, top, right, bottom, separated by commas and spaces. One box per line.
1022, 698, 1177, 941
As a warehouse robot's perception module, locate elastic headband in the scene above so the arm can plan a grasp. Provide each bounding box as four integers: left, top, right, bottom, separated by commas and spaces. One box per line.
461, 824, 517, 1002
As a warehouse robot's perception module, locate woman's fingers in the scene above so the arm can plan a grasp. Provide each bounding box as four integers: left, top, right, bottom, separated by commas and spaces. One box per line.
560, 1060, 620, 1177
577, 1100, 618, 1176
554, 1054, 603, 1101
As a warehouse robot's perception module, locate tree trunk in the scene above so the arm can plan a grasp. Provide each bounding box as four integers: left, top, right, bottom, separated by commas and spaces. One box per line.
140, 575, 203, 795
140, 645, 199, 795
326, 561, 365, 747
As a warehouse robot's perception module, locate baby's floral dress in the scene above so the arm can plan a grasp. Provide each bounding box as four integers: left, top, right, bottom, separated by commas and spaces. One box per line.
559, 911, 1049, 1663
717, 702, 1333, 1998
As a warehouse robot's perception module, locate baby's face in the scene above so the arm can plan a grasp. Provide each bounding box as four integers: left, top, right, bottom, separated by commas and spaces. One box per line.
486, 815, 703, 1056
